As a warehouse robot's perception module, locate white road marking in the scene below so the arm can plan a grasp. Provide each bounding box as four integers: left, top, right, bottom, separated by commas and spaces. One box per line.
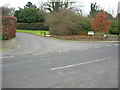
51, 57, 111, 71
32, 52, 47, 55
58, 51, 62, 52
18, 46, 21, 47
0, 55, 14, 59
10, 56, 14, 57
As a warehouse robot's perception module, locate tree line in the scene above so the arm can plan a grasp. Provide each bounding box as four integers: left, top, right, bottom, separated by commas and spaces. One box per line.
0, 0, 119, 35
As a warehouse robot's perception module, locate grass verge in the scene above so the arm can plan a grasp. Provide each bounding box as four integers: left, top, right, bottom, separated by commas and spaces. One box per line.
0, 33, 5, 41
17, 29, 49, 36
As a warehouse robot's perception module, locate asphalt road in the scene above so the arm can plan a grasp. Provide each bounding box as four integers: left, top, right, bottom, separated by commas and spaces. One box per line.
2, 32, 119, 88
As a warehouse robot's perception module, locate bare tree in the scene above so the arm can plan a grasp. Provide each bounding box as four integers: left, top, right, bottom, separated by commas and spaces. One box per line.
118, 1, 120, 14
0, 4, 15, 16
38, 0, 76, 12
38, 2, 45, 11
73, 5, 83, 16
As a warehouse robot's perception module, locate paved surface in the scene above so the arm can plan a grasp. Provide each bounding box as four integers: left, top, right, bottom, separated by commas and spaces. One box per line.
2, 38, 17, 51
2, 32, 119, 88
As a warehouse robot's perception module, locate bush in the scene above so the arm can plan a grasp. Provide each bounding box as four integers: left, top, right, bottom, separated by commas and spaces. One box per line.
92, 10, 111, 33
118, 14, 120, 34
0, 16, 17, 40
45, 9, 81, 36
75, 17, 94, 34
51, 35, 100, 40
109, 20, 119, 35
17, 23, 49, 30
46, 9, 94, 36
77, 30, 88, 36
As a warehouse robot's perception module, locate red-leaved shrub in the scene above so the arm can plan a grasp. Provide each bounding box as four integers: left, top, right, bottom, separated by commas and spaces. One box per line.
0, 16, 17, 40
92, 10, 111, 33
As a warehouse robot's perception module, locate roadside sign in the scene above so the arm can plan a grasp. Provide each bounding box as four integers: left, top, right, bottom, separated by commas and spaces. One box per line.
88, 31, 94, 36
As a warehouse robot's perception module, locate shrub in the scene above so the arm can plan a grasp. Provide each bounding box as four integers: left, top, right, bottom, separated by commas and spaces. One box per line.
92, 10, 111, 33
75, 17, 94, 34
52, 35, 100, 40
17, 23, 49, 30
109, 20, 119, 35
46, 9, 94, 36
118, 14, 120, 35
45, 9, 81, 36
77, 30, 88, 36
0, 16, 17, 40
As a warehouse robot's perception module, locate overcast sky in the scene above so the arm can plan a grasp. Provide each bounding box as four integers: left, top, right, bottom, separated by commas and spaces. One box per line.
0, 0, 119, 16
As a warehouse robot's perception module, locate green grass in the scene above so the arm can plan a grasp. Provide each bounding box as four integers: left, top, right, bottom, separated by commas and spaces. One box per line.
0, 33, 4, 41
17, 29, 49, 36
110, 35, 119, 36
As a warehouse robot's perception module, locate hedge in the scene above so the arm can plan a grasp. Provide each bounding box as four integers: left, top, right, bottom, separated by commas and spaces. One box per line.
51, 35, 101, 40
0, 16, 17, 40
118, 14, 120, 34
17, 23, 49, 30
109, 20, 119, 35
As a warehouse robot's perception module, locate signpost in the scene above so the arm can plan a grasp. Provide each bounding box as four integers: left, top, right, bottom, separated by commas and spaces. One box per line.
88, 31, 94, 36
